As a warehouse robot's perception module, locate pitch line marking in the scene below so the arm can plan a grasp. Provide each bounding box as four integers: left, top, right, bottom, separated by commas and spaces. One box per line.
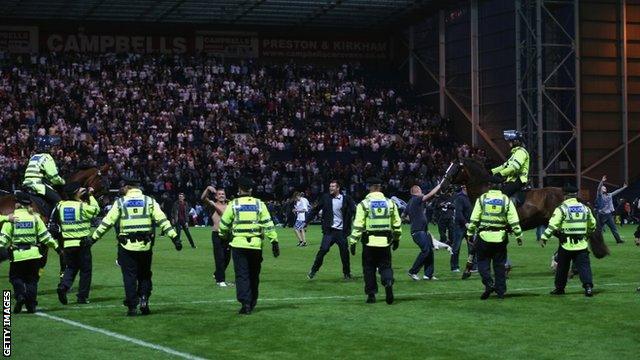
36, 312, 209, 360
56, 282, 636, 311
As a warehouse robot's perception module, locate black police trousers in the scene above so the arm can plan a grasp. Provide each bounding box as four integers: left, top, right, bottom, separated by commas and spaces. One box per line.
362, 245, 394, 295
59, 244, 92, 301
502, 179, 524, 197
311, 229, 351, 276
476, 239, 508, 295
231, 247, 263, 308
555, 246, 593, 290
438, 218, 455, 245
117, 246, 153, 308
9, 259, 41, 307
212, 231, 231, 282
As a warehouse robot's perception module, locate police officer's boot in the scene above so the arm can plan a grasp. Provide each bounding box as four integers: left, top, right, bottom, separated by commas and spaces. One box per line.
25, 301, 37, 314
462, 261, 474, 280
584, 286, 594, 297
384, 285, 394, 305
550, 288, 565, 295
13, 295, 24, 314
126, 307, 137, 316
140, 296, 150, 315
57, 286, 68, 305
366, 294, 376, 304
238, 303, 252, 315
480, 287, 494, 300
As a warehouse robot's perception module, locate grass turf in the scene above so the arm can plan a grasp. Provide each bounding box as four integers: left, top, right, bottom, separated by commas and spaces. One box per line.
3, 225, 640, 359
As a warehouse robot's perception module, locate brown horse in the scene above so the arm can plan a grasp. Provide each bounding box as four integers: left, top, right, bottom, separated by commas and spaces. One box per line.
441, 158, 609, 258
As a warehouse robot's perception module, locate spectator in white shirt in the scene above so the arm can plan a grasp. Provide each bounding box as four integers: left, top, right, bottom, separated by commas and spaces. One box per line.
293, 192, 310, 247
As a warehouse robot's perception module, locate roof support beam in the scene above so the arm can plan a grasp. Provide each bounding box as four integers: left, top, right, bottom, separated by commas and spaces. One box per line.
232, 0, 266, 24
155, 0, 186, 22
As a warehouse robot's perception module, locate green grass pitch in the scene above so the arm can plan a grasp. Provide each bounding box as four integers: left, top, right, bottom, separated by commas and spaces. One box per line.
3, 225, 640, 359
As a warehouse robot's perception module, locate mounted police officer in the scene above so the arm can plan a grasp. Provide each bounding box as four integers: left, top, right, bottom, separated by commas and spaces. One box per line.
540, 184, 597, 297
22, 141, 66, 205
348, 177, 402, 305
91, 177, 181, 316
491, 130, 530, 197
466, 175, 523, 300
0, 193, 58, 313
53, 182, 101, 305
219, 177, 279, 315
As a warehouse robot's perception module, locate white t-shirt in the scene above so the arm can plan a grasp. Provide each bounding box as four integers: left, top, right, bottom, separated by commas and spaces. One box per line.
295, 197, 310, 221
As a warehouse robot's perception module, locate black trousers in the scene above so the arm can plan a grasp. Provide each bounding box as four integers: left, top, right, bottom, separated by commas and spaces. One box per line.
311, 229, 350, 275
44, 184, 62, 205
476, 239, 508, 295
437, 218, 454, 244
176, 222, 196, 247
212, 231, 231, 282
232, 248, 263, 308
502, 179, 524, 197
555, 246, 593, 290
117, 246, 153, 308
362, 245, 394, 295
59, 245, 92, 300
9, 259, 41, 307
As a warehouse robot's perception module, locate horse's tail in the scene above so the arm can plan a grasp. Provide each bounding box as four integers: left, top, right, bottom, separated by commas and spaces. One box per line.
589, 229, 610, 259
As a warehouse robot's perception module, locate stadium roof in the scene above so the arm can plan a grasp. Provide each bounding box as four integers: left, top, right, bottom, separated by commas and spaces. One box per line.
0, 0, 448, 31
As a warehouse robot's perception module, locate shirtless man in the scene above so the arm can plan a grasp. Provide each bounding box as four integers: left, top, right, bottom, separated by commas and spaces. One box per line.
201, 185, 230, 287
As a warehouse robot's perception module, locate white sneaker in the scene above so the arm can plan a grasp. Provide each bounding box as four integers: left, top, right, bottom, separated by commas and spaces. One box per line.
407, 272, 420, 281
217, 282, 228, 287
423, 275, 438, 280
452, 269, 461, 273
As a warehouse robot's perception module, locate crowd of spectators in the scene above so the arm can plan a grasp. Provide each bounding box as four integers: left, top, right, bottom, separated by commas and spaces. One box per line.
0, 53, 487, 222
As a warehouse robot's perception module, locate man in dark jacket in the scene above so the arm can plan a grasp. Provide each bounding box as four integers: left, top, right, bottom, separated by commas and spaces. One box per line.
171, 193, 196, 248
306, 180, 356, 280
451, 185, 472, 272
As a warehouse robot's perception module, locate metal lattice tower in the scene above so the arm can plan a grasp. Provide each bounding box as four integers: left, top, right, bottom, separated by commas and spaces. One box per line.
516, 0, 580, 188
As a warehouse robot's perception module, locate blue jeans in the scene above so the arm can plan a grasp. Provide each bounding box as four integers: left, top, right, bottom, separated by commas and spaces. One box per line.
409, 231, 434, 277
597, 212, 623, 243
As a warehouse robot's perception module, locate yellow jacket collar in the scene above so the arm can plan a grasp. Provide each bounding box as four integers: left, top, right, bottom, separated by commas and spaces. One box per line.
125, 188, 143, 196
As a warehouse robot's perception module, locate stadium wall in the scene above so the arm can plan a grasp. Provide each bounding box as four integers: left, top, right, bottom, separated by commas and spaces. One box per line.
581, 0, 640, 191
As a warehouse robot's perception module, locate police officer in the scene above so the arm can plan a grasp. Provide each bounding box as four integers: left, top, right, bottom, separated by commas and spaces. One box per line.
91, 177, 181, 316
349, 177, 402, 305
452, 185, 472, 274
491, 130, 530, 196
53, 182, 101, 305
466, 175, 523, 299
22, 150, 66, 205
0, 193, 58, 313
436, 193, 455, 245
540, 184, 597, 297
219, 177, 279, 315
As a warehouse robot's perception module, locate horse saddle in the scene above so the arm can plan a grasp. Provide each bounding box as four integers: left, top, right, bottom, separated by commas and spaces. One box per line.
15, 190, 53, 219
